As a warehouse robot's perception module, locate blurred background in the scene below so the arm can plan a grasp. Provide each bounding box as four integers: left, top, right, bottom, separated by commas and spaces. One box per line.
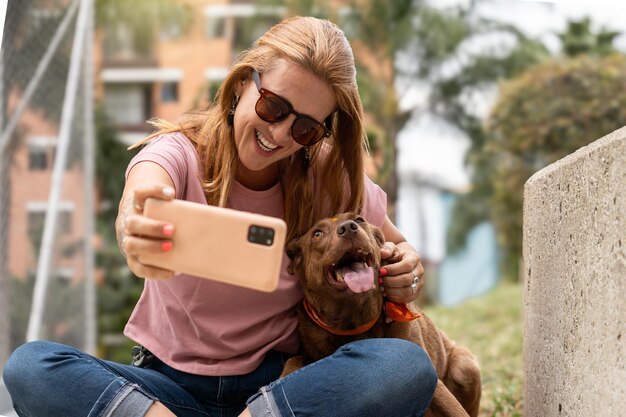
1, 0, 625, 415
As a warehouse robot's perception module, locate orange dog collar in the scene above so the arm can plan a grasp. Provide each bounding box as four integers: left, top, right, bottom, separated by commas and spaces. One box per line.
302, 299, 420, 336
303, 298, 380, 336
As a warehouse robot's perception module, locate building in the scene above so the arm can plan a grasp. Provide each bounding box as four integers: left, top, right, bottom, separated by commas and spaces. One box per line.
7, 0, 288, 284
98, 0, 285, 145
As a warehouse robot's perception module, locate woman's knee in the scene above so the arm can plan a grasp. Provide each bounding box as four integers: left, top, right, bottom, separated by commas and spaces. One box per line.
390, 339, 438, 396
271, 339, 438, 416
342, 338, 438, 397
3, 341, 73, 395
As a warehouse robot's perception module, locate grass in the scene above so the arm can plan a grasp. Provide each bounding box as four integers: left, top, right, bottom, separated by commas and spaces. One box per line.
423, 281, 524, 417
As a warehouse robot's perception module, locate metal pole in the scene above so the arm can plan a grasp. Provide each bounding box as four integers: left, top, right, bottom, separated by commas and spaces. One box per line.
0, 3, 77, 335
83, 0, 96, 355
0, 0, 9, 377
27, 0, 91, 342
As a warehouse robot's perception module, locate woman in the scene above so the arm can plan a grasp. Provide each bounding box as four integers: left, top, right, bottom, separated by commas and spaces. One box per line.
4, 16, 436, 417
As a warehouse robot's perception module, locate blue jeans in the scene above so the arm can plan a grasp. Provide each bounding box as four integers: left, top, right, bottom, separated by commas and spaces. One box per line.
3, 339, 437, 417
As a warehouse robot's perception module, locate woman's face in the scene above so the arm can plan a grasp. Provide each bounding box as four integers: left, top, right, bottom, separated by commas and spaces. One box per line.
232, 59, 336, 190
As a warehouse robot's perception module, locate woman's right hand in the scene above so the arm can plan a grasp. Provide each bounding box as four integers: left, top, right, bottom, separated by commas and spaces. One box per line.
115, 163, 175, 279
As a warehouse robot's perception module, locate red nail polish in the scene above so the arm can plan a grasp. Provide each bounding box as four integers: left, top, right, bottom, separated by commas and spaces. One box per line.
380, 268, 388, 276
163, 224, 174, 236
161, 241, 173, 252
378, 277, 384, 284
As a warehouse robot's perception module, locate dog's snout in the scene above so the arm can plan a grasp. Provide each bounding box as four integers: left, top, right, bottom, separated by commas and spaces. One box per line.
337, 220, 359, 238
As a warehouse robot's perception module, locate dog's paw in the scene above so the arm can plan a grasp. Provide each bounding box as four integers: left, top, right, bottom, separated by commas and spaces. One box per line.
280, 355, 307, 377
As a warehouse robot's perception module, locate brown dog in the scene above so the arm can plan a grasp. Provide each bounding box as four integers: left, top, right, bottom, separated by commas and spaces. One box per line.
284, 212, 481, 417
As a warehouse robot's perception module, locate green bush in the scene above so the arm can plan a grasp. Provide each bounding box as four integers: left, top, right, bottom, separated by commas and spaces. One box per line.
486, 54, 626, 280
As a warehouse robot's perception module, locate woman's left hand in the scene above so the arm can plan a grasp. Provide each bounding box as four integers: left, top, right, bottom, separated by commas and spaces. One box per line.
379, 242, 425, 304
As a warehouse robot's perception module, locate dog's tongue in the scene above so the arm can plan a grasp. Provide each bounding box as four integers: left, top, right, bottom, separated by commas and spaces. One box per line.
339, 262, 374, 293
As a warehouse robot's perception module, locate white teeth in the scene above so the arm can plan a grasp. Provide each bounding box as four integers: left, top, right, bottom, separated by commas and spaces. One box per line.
255, 130, 278, 152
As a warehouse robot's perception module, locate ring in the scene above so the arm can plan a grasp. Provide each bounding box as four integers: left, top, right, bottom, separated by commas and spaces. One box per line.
411, 270, 419, 285
411, 282, 417, 294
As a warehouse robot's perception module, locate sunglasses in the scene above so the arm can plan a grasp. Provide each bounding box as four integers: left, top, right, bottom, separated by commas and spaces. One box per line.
251, 69, 332, 146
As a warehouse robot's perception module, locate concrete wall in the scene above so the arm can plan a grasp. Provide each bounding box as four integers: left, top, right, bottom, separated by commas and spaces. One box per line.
523, 126, 626, 416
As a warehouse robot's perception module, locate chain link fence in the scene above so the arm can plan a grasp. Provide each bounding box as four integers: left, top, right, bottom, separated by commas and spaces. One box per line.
1, 0, 95, 412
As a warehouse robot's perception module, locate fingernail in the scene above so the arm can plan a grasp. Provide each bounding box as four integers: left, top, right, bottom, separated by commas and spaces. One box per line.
380, 268, 388, 276
163, 187, 174, 197
163, 224, 174, 236
378, 277, 384, 284
161, 241, 173, 252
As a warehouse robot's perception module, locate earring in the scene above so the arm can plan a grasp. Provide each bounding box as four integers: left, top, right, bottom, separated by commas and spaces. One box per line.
227, 95, 239, 126
303, 146, 310, 170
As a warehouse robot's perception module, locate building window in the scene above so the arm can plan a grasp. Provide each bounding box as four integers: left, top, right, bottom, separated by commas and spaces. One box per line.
27, 136, 56, 171
206, 16, 226, 39
161, 82, 179, 102
55, 268, 75, 282
160, 22, 183, 41
59, 211, 73, 235
27, 206, 74, 247
27, 211, 46, 246
104, 83, 153, 127
29, 148, 48, 170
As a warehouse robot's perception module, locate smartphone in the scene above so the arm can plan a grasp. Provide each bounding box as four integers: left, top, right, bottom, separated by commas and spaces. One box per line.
138, 198, 287, 292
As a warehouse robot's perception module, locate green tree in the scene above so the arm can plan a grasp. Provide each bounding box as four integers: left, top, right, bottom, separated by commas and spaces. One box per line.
8, 214, 85, 351
559, 17, 619, 57
8, 272, 86, 350
277, 0, 476, 219
257, 2, 544, 285
94, 108, 142, 361
485, 54, 626, 281
280, 1, 549, 228
341, 0, 427, 218
96, 0, 192, 61
446, 17, 624, 281
439, 27, 550, 256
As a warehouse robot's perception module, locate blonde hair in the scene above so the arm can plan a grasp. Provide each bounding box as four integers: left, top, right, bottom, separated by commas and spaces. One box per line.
132, 16, 367, 241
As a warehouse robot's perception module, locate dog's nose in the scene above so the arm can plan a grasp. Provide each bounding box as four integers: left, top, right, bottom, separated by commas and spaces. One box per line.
337, 220, 359, 238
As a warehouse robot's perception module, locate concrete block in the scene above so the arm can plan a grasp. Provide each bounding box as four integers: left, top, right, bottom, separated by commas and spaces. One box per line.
523, 126, 626, 416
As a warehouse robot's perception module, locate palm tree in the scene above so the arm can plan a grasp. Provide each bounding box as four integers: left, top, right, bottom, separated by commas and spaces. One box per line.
341, 0, 423, 219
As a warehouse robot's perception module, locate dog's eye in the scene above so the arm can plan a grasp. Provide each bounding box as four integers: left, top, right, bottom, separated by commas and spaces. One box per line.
312, 230, 323, 239
355, 217, 365, 224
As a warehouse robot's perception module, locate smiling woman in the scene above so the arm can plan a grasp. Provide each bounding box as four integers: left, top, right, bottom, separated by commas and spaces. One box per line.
3, 16, 434, 417
230, 60, 336, 190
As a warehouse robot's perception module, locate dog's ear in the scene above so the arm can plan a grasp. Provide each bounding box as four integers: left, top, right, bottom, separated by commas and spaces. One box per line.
286, 238, 303, 275
372, 226, 386, 248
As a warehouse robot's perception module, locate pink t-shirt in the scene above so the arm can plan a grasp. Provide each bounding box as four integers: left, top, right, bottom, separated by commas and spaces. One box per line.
123, 132, 387, 376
